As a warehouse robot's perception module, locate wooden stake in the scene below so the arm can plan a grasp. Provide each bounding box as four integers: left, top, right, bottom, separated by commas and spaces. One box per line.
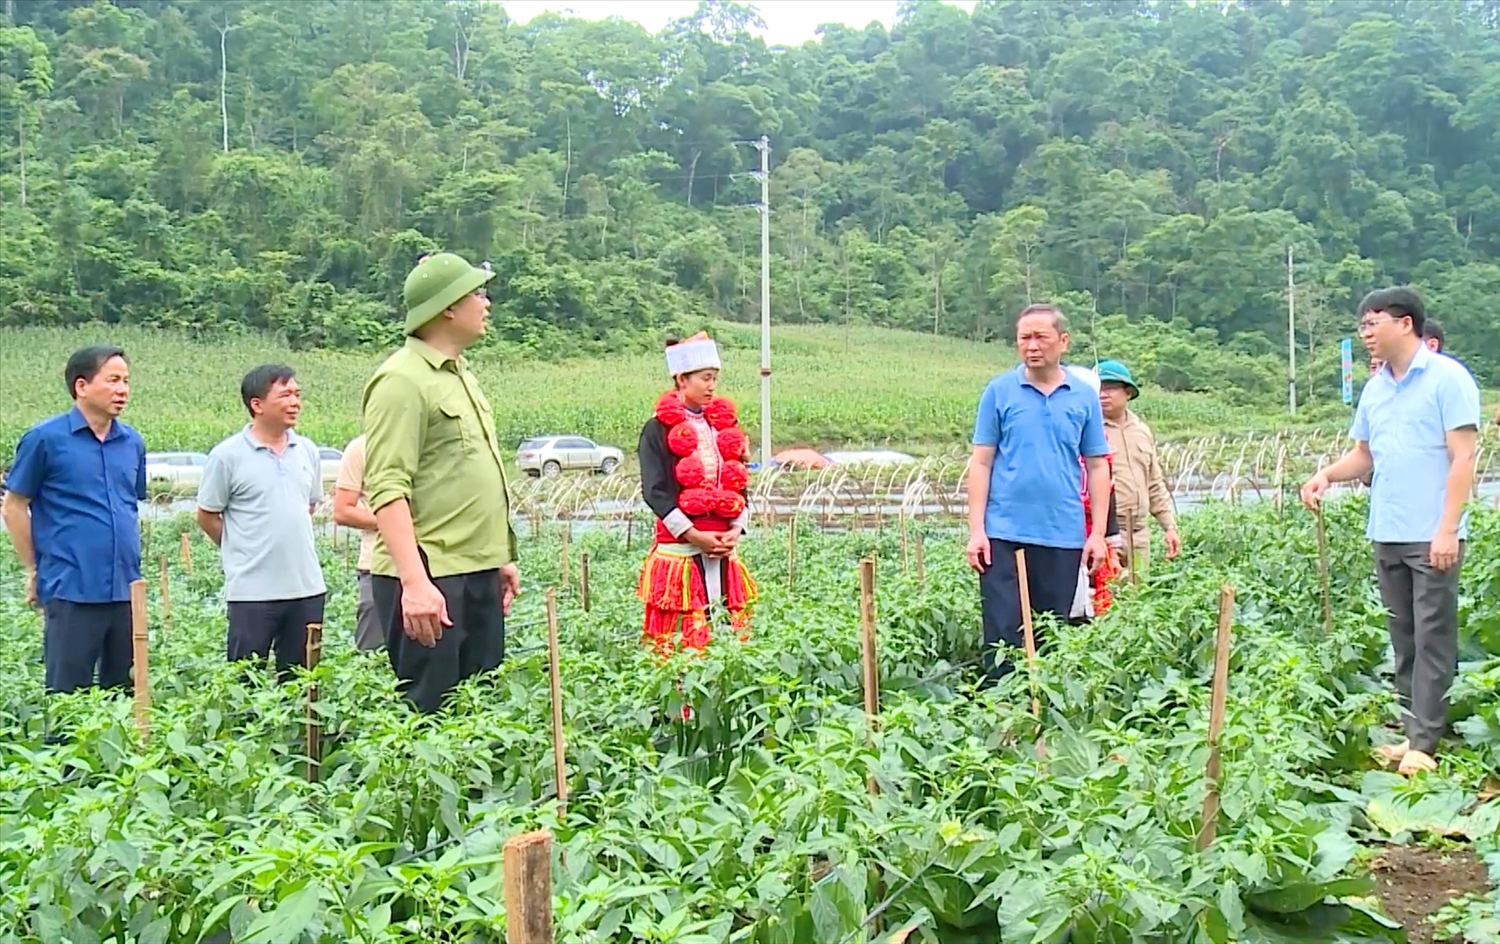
1198, 585, 1236, 851
305, 622, 323, 782
579, 551, 591, 613
1014, 549, 1046, 761
1124, 512, 1138, 585
179, 532, 192, 575
560, 527, 571, 591
502, 830, 554, 944
859, 558, 880, 795
331, 521, 340, 549
130, 580, 150, 743
625, 512, 634, 552
899, 514, 910, 576
787, 515, 797, 591
914, 530, 926, 589
158, 555, 171, 623
545, 589, 567, 815
1314, 506, 1333, 634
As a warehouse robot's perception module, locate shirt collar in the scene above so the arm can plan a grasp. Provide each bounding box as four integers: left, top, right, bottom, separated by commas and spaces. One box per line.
1104, 410, 1137, 429
1381, 342, 1432, 384
240, 425, 302, 452
1017, 364, 1072, 391
67, 404, 122, 440
406, 336, 465, 372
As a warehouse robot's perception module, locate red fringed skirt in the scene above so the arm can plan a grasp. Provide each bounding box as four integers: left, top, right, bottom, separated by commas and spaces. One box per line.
637, 544, 756, 656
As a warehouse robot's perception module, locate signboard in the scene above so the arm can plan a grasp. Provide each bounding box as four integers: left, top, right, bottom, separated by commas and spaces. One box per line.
1340, 338, 1354, 405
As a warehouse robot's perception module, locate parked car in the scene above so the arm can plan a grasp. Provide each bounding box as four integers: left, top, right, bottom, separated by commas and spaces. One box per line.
516, 435, 623, 477
317, 446, 343, 486
144, 451, 210, 493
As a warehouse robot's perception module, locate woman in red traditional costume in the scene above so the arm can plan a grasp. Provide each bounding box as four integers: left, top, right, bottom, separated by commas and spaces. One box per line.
1065, 365, 1123, 620
636, 332, 757, 655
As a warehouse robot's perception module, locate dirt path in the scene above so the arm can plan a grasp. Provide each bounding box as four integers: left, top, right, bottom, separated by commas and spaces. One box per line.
1372, 845, 1491, 944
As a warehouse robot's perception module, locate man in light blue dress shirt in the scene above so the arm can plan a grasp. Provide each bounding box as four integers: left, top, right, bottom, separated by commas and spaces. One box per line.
1301, 286, 1481, 775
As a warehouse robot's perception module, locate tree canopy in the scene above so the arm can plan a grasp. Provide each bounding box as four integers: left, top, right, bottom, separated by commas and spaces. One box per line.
2, 0, 1498, 387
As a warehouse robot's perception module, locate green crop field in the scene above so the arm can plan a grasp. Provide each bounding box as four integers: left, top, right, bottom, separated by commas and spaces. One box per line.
4, 499, 1500, 943
0, 323, 1296, 463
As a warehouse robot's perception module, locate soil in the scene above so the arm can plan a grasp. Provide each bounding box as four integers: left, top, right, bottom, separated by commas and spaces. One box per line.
1371, 844, 1492, 944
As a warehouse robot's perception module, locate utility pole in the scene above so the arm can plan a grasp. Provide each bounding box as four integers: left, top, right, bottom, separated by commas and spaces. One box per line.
753, 135, 772, 468
1287, 244, 1297, 417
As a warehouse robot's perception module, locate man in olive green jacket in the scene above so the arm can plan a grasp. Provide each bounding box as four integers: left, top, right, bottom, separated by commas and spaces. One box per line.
362, 252, 522, 713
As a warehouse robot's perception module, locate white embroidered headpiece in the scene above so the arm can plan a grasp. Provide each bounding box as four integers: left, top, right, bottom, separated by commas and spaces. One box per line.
666, 333, 721, 376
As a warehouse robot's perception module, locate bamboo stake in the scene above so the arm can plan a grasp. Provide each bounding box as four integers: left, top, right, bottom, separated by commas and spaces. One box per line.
158, 555, 171, 623
859, 558, 879, 796
1198, 585, 1236, 851
560, 527, 571, 591
502, 830, 554, 944
1314, 506, 1333, 634
914, 530, 926, 589
1124, 511, 1138, 585
1014, 549, 1046, 760
130, 579, 150, 743
625, 511, 634, 552
787, 515, 797, 591
545, 589, 567, 816
899, 514, 909, 576
305, 622, 323, 782
179, 531, 192, 575
579, 551, 591, 613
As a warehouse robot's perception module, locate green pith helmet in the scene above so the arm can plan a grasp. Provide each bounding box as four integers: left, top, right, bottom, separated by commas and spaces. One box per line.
402, 253, 495, 335
1095, 359, 1140, 399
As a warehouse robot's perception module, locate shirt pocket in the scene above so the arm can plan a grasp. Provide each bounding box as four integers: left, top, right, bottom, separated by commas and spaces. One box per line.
435, 399, 476, 455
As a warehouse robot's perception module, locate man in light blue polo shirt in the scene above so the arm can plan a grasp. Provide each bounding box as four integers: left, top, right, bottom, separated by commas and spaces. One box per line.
1302, 286, 1481, 775
966, 304, 1112, 686
196, 364, 327, 680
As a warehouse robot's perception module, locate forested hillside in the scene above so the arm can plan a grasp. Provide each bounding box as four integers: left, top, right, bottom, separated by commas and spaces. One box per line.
2, 0, 1499, 387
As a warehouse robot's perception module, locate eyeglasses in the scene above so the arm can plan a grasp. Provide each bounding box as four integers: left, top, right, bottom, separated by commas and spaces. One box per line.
1357, 315, 1400, 333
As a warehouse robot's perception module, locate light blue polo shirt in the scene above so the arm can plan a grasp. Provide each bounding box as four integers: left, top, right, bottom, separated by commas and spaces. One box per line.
198, 427, 327, 602
972, 365, 1111, 548
1352, 344, 1482, 544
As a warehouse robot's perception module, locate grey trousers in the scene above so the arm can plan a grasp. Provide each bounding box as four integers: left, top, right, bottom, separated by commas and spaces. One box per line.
1373, 541, 1465, 755
355, 571, 383, 651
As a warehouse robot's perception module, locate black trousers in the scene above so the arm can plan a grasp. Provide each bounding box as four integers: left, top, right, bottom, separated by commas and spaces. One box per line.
371, 564, 505, 714
978, 539, 1082, 687
227, 594, 327, 679
43, 600, 133, 694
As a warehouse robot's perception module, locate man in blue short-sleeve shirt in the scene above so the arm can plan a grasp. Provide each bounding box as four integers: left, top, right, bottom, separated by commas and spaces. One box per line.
1303, 286, 1481, 776
1, 346, 147, 694
966, 304, 1112, 686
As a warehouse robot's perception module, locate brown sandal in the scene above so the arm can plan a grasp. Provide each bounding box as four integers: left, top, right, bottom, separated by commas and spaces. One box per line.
1375, 739, 1410, 765
1398, 749, 1437, 775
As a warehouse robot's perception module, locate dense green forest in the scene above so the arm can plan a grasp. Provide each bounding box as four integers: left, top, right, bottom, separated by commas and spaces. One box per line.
2, 0, 1499, 393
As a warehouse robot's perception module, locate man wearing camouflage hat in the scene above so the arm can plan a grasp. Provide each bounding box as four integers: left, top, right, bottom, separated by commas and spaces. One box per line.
1095, 359, 1180, 579
361, 252, 522, 714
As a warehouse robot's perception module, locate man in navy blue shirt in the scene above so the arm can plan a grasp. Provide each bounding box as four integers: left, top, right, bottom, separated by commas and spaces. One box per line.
966, 304, 1112, 686
2, 346, 147, 694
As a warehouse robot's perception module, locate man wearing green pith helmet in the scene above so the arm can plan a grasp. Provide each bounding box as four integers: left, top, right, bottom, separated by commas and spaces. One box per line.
361, 252, 522, 714
1094, 359, 1180, 579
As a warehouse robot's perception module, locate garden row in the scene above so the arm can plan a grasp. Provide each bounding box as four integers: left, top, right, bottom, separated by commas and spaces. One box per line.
1, 497, 1498, 943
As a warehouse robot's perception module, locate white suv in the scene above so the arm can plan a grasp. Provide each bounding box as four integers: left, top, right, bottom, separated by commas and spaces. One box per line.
516, 436, 623, 478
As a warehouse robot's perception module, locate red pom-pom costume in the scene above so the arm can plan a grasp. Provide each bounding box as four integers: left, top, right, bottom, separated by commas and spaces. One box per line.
636, 359, 757, 656
1079, 452, 1121, 616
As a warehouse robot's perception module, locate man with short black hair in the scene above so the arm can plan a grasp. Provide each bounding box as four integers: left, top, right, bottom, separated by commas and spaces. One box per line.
966, 303, 1111, 686
1302, 286, 1481, 775
2, 346, 146, 695
1422, 319, 1444, 353
196, 364, 326, 678
363, 252, 522, 714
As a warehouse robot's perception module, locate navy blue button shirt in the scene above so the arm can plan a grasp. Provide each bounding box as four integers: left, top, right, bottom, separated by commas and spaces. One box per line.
7, 406, 147, 604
